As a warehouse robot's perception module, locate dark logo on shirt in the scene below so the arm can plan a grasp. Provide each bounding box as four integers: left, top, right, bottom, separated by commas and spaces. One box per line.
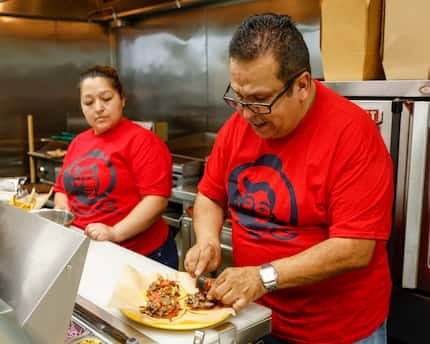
227, 154, 298, 240
63, 149, 118, 216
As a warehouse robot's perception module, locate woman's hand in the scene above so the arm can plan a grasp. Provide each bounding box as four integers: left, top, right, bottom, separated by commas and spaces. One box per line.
54, 192, 70, 211
184, 241, 222, 277
85, 223, 116, 242
207, 266, 267, 312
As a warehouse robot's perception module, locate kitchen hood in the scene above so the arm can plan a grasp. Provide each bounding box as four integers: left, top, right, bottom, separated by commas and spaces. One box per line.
88, 0, 219, 21
0, 0, 90, 20
0, 0, 217, 21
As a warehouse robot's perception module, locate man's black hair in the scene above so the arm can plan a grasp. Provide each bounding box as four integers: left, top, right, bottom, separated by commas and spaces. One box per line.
229, 13, 311, 82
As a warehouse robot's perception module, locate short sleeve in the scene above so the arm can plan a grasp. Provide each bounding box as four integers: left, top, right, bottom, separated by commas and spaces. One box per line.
128, 132, 172, 197
328, 119, 394, 240
198, 123, 231, 202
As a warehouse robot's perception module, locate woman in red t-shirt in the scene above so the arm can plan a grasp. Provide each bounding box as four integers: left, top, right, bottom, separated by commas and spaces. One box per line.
54, 65, 178, 269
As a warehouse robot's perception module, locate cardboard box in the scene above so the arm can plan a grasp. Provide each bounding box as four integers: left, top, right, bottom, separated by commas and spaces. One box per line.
383, 0, 430, 79
320, 0, 384, 80
133, 120, 168, 142
154, 121, 168, 142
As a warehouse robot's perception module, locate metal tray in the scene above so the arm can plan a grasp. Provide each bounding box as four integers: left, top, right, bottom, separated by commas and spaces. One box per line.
68, 335, 108, 344
167, 132, 217, 160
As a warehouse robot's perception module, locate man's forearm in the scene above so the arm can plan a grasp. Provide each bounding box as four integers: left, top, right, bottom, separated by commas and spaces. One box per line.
193, 193, 224, 244
272, 237, 376, 289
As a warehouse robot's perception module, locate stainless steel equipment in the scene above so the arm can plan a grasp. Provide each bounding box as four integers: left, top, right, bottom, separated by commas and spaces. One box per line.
0, 0, 89, 20
28, 151, 63, 185
88, 0, 212, 20
162, 201, 187, 270
171, 155, 203, 188
27, 139, 69, 185
167, 132, 215, 189
167, 132, 216, 160
0, 298, 32, 344
30, 208, 76, 226
164, 133, 217, 270
324, 80, 430, 344
0, 203, 90, 343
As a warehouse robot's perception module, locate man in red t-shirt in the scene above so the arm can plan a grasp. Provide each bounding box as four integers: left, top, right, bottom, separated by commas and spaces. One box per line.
184, 14, 393, 343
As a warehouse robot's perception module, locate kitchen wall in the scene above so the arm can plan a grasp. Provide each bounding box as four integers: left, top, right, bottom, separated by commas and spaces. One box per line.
0, 17, 110, 176
116, 0, 322, 138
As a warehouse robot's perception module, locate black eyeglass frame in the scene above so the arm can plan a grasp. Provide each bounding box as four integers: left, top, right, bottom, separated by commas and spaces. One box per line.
223, 68, 308, 115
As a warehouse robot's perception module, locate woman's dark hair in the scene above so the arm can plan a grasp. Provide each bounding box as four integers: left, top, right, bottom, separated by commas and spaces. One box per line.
79, 65, 125, 98
229, 13, 311, 82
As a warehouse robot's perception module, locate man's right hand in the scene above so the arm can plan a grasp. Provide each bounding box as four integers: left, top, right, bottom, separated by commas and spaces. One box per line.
184, 241, 222, 277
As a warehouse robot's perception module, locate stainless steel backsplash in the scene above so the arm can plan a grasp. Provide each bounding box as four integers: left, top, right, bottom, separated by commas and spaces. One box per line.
0, 18, 110, 176
117, 0, 322, 139
0, 0, 321, 177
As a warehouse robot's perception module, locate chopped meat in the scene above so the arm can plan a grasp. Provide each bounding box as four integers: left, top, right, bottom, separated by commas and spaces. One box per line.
139, 277, 182, 320
147, 276, 180, 298
186, 291, 219, 310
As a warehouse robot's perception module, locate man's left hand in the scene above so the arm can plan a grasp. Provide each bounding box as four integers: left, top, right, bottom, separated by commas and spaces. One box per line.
207, 266, 267, 312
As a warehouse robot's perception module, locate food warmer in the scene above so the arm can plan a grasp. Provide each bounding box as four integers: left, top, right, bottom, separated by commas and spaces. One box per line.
0, 203, 271, 343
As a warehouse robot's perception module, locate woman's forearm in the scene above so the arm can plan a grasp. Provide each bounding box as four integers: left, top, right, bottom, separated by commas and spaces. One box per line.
112, 195, 168, 242
54, 192, 70, 210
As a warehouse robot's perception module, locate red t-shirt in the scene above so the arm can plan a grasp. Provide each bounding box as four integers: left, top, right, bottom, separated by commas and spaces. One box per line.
54, 118, 172, 255
198, 81, 393, 343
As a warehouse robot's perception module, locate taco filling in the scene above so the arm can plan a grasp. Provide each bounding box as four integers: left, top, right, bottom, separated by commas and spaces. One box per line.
139, 277, 183, 320
186, 291, 220, 311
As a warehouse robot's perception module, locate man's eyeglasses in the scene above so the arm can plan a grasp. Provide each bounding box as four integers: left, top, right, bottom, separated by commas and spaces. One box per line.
223, 69, 307, 115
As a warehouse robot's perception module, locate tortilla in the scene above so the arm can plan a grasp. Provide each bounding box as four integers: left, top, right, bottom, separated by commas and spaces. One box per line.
138, 304, 187, 322
109, 265, 236, 329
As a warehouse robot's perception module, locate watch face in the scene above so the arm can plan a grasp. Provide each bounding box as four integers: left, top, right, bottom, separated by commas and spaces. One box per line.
260, 264, 278, 291
261, 268, 273, 280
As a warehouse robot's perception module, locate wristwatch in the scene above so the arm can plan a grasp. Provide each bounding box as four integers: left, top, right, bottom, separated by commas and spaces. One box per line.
259, 263, 278, 292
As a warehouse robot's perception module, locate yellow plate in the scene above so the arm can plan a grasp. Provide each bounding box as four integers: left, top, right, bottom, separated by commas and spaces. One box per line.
120, 309, 231, 330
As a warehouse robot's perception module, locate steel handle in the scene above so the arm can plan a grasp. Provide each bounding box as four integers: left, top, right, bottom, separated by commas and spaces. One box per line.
402, 102, 430, 289
193, 330, 205, 344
